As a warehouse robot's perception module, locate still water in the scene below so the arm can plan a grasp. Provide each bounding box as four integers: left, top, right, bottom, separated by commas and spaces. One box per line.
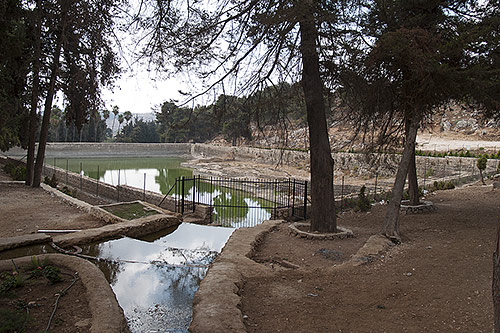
50, 157, 272, 227
82, 223, 235, 332
0, 223, 235, 332
50, 156, 192, 194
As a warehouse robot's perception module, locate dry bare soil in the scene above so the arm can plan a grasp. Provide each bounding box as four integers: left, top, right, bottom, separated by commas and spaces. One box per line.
241, 183, 499, 332
1, 161, 499, 332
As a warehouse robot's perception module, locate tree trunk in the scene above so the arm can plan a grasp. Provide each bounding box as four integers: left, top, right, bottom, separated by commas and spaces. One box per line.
406, 117, 420, 206
494, 224, 500, 333
480, 169, 485, 185
299, 2, 336, 233
26, 0, 42, 186
32, 8, 67, 187
382, 117, 418, 242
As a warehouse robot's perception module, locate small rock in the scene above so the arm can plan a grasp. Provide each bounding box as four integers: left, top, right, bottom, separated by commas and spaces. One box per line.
307, 293, 318, 297
406, 272, 413, 277
242, 315, 249, 319
427, 246, 433, 249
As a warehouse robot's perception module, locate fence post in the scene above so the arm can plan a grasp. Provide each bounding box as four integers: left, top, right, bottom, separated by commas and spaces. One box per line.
292, 179, 296, 217
192, 176, 195, 213
458, 159, 462, 183
443, 159, 446, 180
117, 169, 120, 202
96, 165, 99, 198
66, 159, 68, 185
181, 176, 185, 214
423, 158, 427, 189
209, 176, 213, 211
143, 172, 146, 201
303, 180, 308, 219
197, 175, 201, 204
287, 179, 291, 216
79, 162, 82, 191
341, 176, 345, 211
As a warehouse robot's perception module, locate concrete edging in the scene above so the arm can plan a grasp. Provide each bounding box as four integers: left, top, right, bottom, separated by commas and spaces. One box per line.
189, 220, 281, 333
190, 221, 395, 332
0, 254, 130, 333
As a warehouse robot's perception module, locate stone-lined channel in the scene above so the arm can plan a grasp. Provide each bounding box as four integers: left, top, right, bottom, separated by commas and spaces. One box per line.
0, 223, 234, 332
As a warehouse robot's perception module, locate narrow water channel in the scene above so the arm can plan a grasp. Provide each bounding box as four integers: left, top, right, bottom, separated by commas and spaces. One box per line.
0, 223, 235, 332
81, 223, 235, 332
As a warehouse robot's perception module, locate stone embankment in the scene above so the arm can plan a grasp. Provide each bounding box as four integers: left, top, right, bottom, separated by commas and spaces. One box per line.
4, 142, 499, 185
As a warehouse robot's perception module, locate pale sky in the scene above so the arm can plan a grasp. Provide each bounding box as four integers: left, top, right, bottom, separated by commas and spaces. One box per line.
101, 67, 187, 114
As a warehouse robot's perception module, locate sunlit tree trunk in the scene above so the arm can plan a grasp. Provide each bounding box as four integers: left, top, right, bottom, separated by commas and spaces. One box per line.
299, 2, 337, 233
383, 116, 418, 241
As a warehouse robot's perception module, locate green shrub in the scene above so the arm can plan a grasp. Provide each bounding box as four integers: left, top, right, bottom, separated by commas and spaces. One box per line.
425, 168, 434, 177
356, 186, 371, 212
43, 174, 58, 188
477, 155, 487, 171
2, 163, 26, 181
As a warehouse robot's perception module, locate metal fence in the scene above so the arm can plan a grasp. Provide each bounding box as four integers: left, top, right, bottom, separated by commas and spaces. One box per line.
164, 176, 308, 227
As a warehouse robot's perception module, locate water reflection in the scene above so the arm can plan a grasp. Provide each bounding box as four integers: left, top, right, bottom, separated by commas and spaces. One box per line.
50, 157, 274, 227
81, 223, 235, 332
51, 157, 193, 194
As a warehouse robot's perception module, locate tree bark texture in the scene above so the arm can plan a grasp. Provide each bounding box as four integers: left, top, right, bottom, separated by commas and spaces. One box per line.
299, 2, 337, 233
32, 7, 68, 187
382, 117, 418, 241
494, 224, 500, 333
406, 118, 420, 206
26, 0, 42, 186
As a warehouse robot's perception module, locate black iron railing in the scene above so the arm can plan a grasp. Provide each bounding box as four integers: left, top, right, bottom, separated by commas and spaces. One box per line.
160, 176, 308, 227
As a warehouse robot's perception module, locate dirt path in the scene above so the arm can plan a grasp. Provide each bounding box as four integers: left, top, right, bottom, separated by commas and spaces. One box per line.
0, 182, 107, 238
241, 183, 499, 332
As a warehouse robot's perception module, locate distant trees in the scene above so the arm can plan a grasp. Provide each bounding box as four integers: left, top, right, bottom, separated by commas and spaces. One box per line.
45, 107, 108, 142
0, 0, 30, 151
116, 118, 160, 143
24, 0, 121, 187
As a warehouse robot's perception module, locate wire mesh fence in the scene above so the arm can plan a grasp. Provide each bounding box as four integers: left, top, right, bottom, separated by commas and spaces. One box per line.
36, 154, 500, 227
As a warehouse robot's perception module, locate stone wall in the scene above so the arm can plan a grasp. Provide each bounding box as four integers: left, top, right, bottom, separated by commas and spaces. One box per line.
4, 142, 192, 158
192, 143, 499, 178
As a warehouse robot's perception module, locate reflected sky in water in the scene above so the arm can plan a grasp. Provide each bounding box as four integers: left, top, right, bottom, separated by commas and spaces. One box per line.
51, 157, 274, 227
82, 223, 235, 333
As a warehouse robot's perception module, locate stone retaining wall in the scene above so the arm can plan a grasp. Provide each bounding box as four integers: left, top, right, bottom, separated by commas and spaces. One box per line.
5, 143, 498, 179
192, 143, 499, 178
4, 142, 192, 158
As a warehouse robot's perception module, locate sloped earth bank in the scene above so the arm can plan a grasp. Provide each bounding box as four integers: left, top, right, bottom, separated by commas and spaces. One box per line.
239, 182, 498, 332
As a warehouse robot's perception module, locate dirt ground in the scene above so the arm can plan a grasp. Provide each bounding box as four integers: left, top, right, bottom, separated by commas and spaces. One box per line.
0, 182, 107, 238
0, 166, 116, 332
2, 157, 499, 332
241, 182, 499, 332
0, 262, 91, 332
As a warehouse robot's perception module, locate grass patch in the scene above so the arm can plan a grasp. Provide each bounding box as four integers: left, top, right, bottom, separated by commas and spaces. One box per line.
102, 202, 160, 220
